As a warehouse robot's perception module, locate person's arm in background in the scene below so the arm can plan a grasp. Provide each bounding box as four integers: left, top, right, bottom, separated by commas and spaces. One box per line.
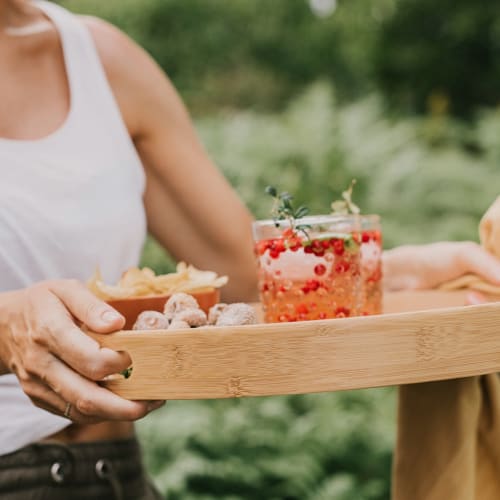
383, 241, 500, 291
85, 18, 258, 303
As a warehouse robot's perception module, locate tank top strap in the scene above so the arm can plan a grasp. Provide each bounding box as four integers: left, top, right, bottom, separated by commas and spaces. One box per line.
34, 0, 133, 148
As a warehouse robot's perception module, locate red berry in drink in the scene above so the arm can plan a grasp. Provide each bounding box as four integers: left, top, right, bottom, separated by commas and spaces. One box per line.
272, 239, 285, 253
335, 261, 350, 273
295, 303, 309, 315
314, 264, 326, 276
278, 313, 297, 322
332, 239, 345, 256
335, 306, 350, 318
305, 279, 320, 291
288, 238, 302, 251
256, 240, 270, 255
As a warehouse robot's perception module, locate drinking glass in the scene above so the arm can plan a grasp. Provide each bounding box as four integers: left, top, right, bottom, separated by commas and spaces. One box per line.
253, 215, 362, 323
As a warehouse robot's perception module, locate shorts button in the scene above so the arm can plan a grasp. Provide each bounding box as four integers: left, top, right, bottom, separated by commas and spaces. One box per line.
50, 462, 66, 484
95, 458, 112, 479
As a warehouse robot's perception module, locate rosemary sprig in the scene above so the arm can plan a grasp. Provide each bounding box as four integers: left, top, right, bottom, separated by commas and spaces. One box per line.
265, 186, 310, 236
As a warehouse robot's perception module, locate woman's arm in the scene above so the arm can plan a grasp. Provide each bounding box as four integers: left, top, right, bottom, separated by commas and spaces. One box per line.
85, 18, 258, 302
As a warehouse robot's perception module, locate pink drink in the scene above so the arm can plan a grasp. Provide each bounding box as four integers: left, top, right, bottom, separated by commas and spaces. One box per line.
359, 215, 383, 315
253, 216, 362, 323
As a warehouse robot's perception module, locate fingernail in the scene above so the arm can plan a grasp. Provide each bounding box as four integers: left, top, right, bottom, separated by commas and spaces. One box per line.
147, 401, 166, 412
101, 310, 122, 323
466, 292, 485, 305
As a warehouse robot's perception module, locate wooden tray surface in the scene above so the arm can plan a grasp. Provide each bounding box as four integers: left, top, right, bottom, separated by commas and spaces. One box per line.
90, 291, 500, 400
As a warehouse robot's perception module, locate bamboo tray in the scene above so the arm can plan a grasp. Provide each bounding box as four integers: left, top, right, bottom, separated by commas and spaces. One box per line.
91, 290, 500, 400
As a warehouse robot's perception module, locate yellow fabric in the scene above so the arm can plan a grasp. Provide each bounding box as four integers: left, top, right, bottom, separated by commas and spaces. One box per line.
393, 197, 500, 500
392, 376, 500, 500
480, 196, 500, 258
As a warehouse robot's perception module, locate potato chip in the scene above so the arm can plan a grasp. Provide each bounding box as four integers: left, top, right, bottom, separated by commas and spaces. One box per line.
87, 263, 228, 300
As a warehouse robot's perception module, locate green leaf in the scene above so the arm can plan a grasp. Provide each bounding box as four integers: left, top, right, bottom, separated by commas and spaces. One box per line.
294, 205, 309, 219
265, 185, 278, 198
279, 191, 293, 202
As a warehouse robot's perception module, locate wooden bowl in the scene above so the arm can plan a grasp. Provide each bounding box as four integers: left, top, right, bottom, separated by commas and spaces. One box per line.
107, 288, 220, 329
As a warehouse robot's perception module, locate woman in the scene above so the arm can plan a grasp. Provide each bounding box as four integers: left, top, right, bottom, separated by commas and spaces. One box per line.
1, 1, 500, 499
0, 1, 257, 498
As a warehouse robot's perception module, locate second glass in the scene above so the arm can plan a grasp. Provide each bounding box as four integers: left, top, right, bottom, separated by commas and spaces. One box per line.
359, 215, 383, 315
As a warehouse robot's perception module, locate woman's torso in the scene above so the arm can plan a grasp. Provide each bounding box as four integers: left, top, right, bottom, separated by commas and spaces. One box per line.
0, 1, 146, 455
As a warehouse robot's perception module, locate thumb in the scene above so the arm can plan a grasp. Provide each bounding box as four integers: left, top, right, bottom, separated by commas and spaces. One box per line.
49, 280, 125, 333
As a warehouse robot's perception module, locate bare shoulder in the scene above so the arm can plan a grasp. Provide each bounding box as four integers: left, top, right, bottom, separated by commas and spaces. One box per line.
79, 16, 167, 137
80, 17, 140, 77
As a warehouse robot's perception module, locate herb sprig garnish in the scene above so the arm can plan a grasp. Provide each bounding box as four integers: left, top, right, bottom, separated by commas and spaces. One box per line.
265, 186, 311, 237
330, 179, 360, 215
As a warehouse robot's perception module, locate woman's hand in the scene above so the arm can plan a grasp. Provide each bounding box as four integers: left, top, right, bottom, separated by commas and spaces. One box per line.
383, 241, 500, 291
0, 279, 163, 423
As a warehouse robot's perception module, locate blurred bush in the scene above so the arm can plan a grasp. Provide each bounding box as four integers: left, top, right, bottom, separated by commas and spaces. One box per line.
138, 83, 500, 498
375, 0, 500, 117
59, 0, 500, 117
58, 0, 386, 113
219, 84, 497, 245
143, 82, 499, 271
139, 389, 395, 500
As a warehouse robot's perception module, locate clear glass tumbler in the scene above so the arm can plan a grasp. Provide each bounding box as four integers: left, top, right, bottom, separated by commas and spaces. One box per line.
253, 215, 363, 323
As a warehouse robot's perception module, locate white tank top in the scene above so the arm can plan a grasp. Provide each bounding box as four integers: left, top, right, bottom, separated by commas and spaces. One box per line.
0, 1, 146, 456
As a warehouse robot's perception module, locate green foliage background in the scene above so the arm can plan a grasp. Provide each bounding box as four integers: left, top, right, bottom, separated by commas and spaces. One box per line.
57, 0, 500, 498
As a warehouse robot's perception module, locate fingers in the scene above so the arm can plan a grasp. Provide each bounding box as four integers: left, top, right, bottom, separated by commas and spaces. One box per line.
20, 361, 165, 423
27, 284, 131, 379
26, 378, 101, 424
458, 242, 500, 285
48, 280, 125, 333
28, 300, 131, 380
39, 354, 153, 421
7, 279, 163, 423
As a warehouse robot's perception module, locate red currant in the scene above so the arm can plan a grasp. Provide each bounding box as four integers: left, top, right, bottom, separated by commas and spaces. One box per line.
314, 264, 326, 276
335, 261, 350, 273
335, 306, 350, 318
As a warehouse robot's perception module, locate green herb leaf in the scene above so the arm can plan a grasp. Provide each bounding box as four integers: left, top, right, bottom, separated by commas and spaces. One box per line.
265, 185, 278, 197
265, 186, 309, 233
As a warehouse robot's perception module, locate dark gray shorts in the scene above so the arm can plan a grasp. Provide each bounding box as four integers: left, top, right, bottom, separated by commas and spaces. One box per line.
0, 437, 163, 500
